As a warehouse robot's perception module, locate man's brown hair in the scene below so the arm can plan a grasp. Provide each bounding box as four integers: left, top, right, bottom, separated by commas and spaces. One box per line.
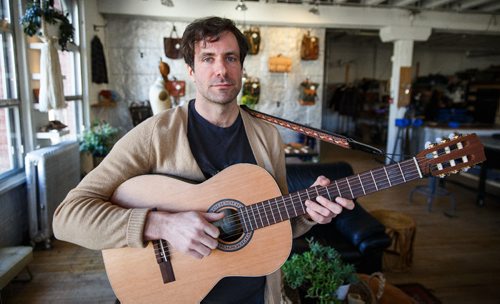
181, 16, 249, 70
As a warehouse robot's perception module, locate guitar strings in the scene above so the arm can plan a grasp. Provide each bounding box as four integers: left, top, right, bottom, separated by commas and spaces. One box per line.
198, 152, 467, 238
154, 150, 470, 257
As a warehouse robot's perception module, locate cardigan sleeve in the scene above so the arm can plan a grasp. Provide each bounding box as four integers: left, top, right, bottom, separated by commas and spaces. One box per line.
53, 117, 159, 250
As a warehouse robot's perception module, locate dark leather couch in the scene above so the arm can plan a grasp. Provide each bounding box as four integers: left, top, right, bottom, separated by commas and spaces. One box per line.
286, 161, 391, 274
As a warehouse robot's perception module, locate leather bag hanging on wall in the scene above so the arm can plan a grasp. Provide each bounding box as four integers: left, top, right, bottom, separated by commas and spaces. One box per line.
268, 54, 292, 73
299, 79, 319, 106
301, 31, 319, 61
164, 26, 182, 59
244, 27, 261, 55
165, 77, 186, 97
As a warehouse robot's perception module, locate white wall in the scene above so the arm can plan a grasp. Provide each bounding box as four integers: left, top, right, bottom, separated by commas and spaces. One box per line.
102, 15, 325, 141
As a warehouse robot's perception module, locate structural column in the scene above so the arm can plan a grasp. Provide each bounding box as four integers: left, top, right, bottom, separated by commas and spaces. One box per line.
379, 26, 431, 163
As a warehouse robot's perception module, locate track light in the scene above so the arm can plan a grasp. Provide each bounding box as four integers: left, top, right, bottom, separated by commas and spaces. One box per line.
161, 0, 174, 7
309, 1, 319, 15
235, 0, 248, 11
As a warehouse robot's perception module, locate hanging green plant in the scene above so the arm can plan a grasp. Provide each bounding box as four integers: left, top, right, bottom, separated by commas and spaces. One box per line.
21, 0, 75, 51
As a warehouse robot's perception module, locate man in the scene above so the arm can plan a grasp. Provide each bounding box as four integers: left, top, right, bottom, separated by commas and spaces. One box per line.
54, 16, 354, 303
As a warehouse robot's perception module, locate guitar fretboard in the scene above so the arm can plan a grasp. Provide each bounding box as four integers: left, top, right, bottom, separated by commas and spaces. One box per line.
238, 157, 423, 232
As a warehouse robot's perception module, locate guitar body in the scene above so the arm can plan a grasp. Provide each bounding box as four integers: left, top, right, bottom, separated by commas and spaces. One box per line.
101, 133, 486, 303
102, 164, 292, 303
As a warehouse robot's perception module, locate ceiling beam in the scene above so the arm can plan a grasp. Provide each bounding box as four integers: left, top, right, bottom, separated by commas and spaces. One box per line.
479, 2, 500, 11
423, 0, 456, 9
365, 0, 386, 5
393, 0, 420, 6
460, 0, 495, 10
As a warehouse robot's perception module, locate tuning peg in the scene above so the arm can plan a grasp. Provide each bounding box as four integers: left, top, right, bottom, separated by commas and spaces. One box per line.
425, 141, 434, 148
461, 167, 470, 172
438, 173, 446, 178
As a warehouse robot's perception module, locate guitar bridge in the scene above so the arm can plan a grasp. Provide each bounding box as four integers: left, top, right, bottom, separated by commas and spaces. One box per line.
153, 239, 176, 284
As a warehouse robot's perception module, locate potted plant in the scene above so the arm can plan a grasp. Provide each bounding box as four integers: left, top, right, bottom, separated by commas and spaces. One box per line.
282, 238, 358, 304
21, 0, 75, 51
79, 121, 118, 173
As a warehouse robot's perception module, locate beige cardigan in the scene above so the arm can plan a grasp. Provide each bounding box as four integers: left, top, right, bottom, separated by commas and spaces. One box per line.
53, 102, 315, 304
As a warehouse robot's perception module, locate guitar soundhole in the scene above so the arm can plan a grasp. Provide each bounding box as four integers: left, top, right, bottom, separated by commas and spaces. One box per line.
217, 208, 243, 243
208, 199, 253, 252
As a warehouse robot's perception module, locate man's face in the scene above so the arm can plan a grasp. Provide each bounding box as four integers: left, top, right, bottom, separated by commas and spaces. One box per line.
188, 31, 243, 105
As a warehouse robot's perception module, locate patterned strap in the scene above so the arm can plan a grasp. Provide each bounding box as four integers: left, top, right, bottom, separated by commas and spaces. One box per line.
241, 106, 383, 155
241, 105, 351, 149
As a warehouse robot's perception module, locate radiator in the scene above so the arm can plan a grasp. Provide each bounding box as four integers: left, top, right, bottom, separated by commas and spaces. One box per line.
25, 140, 80, 248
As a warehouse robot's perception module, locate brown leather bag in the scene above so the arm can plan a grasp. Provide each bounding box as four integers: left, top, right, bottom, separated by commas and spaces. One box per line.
164, 26, 182, 59
244, 27, 261, 55
268, 54, 292, 73
301, 31, 319, 60
165, 78, 186, 97
299, 79, 319, 106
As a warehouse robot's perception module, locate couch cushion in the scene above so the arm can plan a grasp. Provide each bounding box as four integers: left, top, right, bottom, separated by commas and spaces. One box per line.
0, 246, 33, 289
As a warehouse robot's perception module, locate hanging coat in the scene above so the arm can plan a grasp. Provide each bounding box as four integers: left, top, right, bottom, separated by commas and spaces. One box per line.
91, 36, 109, 84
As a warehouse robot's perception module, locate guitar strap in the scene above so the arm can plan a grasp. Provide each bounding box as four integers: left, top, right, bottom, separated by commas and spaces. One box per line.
241, 105, 383, 155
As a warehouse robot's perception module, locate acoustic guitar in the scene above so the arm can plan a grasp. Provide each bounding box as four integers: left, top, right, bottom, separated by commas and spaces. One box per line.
102, 133, 485, 303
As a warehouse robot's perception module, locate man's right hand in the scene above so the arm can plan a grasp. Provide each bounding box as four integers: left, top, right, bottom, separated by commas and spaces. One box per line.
144, 210, 224, 259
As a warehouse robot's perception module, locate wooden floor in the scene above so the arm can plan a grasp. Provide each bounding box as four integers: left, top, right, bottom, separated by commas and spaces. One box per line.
3, 143, 500, 303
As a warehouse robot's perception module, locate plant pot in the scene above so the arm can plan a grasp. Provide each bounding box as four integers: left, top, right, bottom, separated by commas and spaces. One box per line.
93, 156, 105, 167
80, 151, 94, 177
336, 284, 351, 301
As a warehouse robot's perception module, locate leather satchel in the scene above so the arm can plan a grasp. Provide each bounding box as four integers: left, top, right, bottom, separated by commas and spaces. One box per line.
241, 76, 260, 106
301, 31, 319, 61
268, 54, 292, 73
165, 78, 186, 97
299, 79, 319, 106
164, 26, 182, 59
244, 27, 261, 55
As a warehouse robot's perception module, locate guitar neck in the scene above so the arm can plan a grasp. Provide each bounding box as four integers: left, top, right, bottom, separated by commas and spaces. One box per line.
238, 157, 423, 232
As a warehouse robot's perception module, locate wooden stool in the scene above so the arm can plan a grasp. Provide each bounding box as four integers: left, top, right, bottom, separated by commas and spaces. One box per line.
371, 210, 416, 272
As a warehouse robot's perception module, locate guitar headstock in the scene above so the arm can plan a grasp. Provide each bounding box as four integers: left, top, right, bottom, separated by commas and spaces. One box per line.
416, 133, 486, 178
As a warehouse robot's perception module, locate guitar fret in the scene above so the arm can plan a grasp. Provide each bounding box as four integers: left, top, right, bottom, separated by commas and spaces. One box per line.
325, 186, 332, 201
413, 157, 423, 178
268, 200, 276, 224
346, 178, 354, 198
244, 207, 253, 231
370, 170, 379, 191
397, 163, 406, 183
299, 191, 306, 213
290, 193, 298, 217
239, 209, 249, 232
358, 174, 366, 195
263, 201, 271, 226
361, 172, 376, 193
383, 167, 392, 187
250, 205, 259, 229
275, 198, 283, 222
255, 204, 266, 228
335, 180, 342, 197
283, 196, 291, 219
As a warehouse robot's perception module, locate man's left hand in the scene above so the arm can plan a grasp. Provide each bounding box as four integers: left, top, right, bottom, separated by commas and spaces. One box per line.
304, 176, 355, 224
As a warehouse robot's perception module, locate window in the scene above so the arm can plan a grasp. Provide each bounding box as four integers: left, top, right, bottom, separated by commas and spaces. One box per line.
43, 0, 83, 142
0, 0, 23, 176
0, 0, 83, 178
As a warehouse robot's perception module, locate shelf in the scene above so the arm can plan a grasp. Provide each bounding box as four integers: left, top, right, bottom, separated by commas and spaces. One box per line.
36, 129, 70, 144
